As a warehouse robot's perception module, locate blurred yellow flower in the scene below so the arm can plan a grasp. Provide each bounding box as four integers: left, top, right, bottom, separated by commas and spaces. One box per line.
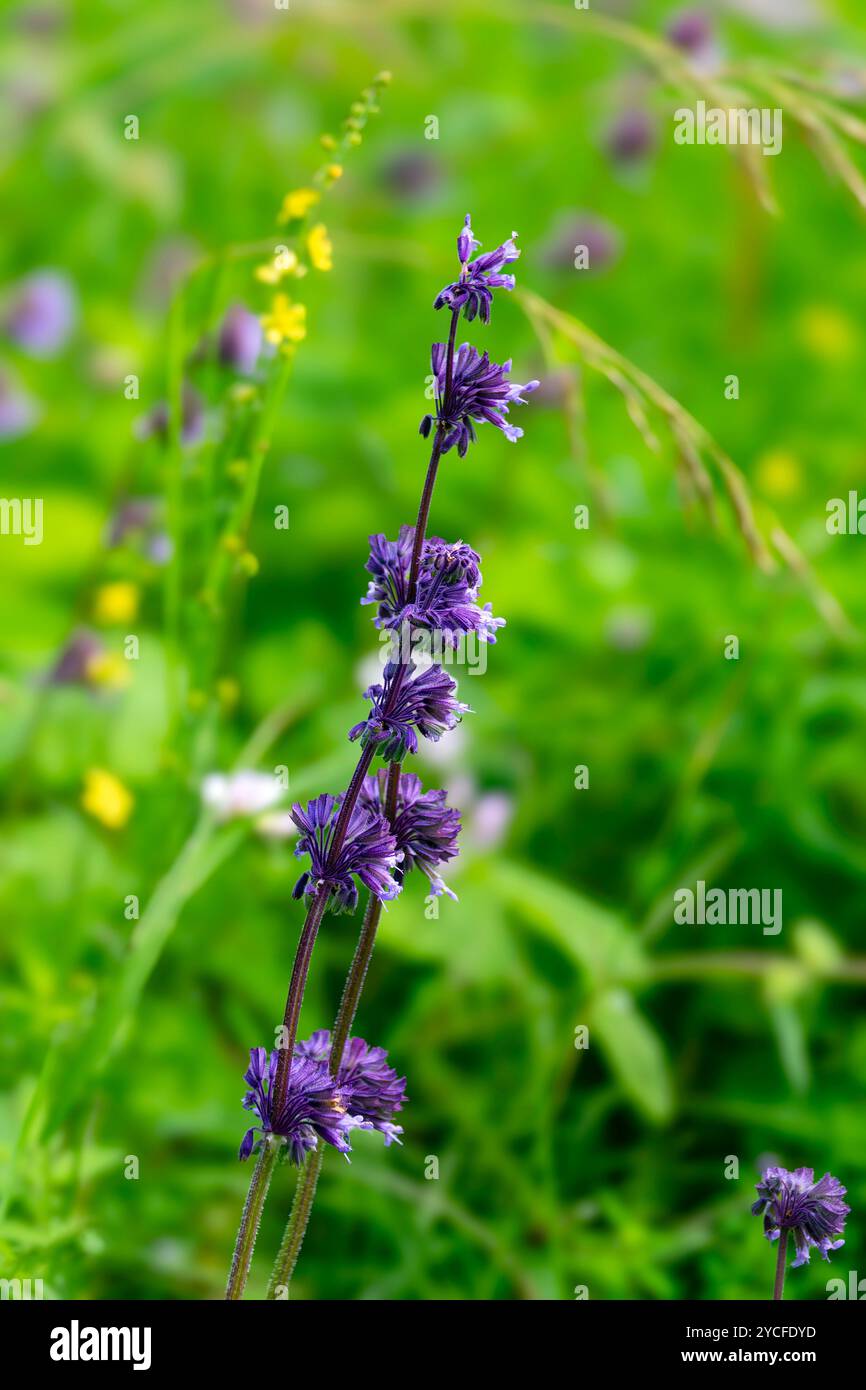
797, 305, 857, 363
320, 133, 337, 151
325, 163, 343, 181
756, 448, 802, 500
254, 248, 299, 284
82, 768, 134, 829
93, 581, 139, 625
261, 295, 306, 347
277, 188, 319, 223
86, 651, 131, 689
307, 223, 333, 272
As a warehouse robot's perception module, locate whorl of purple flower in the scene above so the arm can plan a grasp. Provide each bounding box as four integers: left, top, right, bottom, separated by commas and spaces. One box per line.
605, 108, 656, 165
4, 271, 76, 357
433, 213, 518, 324
752, 1167, 849, 1268
361, 526, 504, 647
420, 341, 538, 457
360, 769, 461, 899
290, 792, 402, 915
295, 1029, 407, 1146
667, 9, 714, 54
349, 660, 469, 763
218, 302, 262, 374
238, 1046, 365, 1162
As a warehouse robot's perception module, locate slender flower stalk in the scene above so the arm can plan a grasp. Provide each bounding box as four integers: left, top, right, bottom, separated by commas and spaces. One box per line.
262, 215, 537, 1299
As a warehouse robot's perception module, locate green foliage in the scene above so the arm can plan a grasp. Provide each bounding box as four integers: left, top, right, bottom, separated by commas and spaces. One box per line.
2, 0, 866, 1301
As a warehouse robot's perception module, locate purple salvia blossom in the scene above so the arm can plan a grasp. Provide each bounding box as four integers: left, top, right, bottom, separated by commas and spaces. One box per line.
291, 792, 402, 914
752, 1166, 849, 1268
434, 213, 519, 323
239, 1047, 366, 1163
218, 302, 263, 374
420, 341, 538, 457
349, 660, 470, 762
361, 527, 504, 646
359, 769, 461, 899
4, 270, 76, 357
295, 1030, 407, 1145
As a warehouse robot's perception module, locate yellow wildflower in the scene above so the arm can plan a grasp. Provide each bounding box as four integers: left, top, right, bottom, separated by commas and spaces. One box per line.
277, 188, 319, 223
93, 581, 139, 625
260, 294, 307, 347
86, 651, 130, 690
254, 247, 299, 285
325, 163, 343, 181
756, 448, 801, 501
82, 768, 134, 830
320, 133, 337, 150
307, 223, 333, 272
797, 305, 857, 364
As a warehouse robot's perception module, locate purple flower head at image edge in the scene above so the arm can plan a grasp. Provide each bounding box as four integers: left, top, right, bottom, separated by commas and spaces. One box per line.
290, 792, 402, 915
238, 1046, 368, 1163
434, 213, 520, 324
360, 769, 461, 900
295, 1029, 408, 1146
349, 660, 470, 763
752, 1167, 849, 1268
4, 270, 76, 357
362, 526, 504, 646
420, 342, 539, 458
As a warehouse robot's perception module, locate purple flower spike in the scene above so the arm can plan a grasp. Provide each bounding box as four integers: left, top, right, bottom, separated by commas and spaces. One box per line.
4, 270, 76, 357
752, 1166, 849, 1268
239, 1046, 366, 1163
291, 792, 402, 914
435, 216, 520, 324
218, 302, 262, 374
361, 527, 504, 647
295, 1030, 408, 1146
360, 769, 461, 899
421, 341, 538, 457
349, 661, 469, 763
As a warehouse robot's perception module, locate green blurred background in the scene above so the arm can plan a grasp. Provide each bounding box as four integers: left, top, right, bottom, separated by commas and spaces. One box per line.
2, 0, 866, 1300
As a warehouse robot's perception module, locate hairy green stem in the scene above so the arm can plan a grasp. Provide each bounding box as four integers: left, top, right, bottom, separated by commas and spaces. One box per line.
266, 1147, 325, 1299
226, 1135, 283, 1300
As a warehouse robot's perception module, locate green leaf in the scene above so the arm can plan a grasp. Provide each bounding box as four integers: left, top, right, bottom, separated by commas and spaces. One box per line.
590, 988, 674, 1125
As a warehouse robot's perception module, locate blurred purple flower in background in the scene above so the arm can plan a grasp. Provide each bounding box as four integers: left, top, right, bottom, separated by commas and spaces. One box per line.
382, 148, 441, 200
0, 368, 38, 440
136, 383, 205, 446
218, 302, 262, 374
47, 629, 105, 686
540, 212, 622, 274
666, 9, 721, 73
3, 270, 76, 357
604, 107, 656, 165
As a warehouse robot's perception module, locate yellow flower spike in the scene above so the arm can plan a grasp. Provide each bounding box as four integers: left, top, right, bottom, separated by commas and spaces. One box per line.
307, 223, 333, 272
325, 163, 343, 181
93, 581, 139, 626
82, 768, 134, 830
260, 294, 307, 347
255, 247, 300, 285
277, 188, 320, 224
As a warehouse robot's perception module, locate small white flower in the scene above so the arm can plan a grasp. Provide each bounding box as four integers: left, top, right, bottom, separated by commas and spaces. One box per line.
202, 770, 283, 822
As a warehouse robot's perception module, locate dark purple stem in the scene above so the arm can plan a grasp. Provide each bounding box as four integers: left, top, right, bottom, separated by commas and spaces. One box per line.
772, 1230, 788, 1301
